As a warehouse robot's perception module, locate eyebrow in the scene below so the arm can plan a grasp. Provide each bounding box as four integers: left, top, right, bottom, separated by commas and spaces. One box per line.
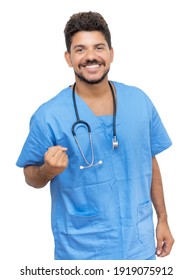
73, 44, 84, 50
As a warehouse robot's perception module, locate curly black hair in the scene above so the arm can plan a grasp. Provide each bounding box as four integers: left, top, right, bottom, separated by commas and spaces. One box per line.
64, 11, 112, 52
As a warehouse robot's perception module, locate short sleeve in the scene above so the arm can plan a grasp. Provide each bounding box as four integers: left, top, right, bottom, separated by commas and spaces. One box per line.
16, 114, 55, 167
148, 100, 172, 156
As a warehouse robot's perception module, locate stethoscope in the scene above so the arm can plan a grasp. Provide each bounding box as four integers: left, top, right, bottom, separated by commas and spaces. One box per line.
71, 81, 118, 169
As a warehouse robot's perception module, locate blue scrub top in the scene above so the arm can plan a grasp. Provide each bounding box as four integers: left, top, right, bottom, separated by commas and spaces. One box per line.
16, 81, 172, 260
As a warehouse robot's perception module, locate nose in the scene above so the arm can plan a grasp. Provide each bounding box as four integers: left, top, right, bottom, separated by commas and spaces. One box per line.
85, 48, 97, 60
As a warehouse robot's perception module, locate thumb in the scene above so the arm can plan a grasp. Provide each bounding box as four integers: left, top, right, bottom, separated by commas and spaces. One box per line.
156, 239, 163, 256
60, 147, 68, 152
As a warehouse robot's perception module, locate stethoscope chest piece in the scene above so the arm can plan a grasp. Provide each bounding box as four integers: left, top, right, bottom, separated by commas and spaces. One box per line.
112, 136, 119, 149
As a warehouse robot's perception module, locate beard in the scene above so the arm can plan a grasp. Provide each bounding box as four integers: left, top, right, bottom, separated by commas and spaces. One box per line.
74, 67, 110, 85
74, 69, 110, 85
74, 60, 110, 85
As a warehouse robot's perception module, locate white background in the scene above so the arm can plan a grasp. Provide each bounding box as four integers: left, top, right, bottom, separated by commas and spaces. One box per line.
0, 0, 192, 278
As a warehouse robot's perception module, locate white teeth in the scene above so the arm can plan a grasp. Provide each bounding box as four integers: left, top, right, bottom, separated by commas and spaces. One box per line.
85, 64, 100, 69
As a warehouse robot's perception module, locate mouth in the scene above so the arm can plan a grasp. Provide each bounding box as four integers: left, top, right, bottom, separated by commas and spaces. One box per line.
85, 64, 100, 69
79, 60, 104, 69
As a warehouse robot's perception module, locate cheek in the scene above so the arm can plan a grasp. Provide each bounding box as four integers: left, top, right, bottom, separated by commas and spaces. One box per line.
109, 49, 114, 63
68, 59, 77, 69
71, 57, 82, 68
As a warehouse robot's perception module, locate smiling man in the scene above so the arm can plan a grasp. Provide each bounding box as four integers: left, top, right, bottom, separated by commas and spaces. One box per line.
65, 30, 113, 85
16, 11, 174, 260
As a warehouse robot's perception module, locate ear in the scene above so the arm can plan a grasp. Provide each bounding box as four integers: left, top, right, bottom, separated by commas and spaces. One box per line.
64, 51, 73, 67
110, 47, 114, 63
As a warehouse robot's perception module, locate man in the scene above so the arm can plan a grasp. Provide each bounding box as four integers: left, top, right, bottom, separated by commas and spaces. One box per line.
16, 11, 174, 260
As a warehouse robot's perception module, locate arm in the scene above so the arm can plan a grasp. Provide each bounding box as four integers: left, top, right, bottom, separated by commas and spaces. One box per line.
24, 146, 68, 188
151, 156, 174, 257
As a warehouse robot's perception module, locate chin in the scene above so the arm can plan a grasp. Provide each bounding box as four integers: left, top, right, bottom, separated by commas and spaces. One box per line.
75, 70, 109, 85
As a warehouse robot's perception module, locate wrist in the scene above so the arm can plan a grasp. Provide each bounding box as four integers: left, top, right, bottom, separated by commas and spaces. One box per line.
157, 214, 168, 224
39, 164, 56, 182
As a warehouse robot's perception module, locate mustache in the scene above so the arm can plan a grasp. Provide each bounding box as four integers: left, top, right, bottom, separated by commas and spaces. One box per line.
79, 59, 105, 68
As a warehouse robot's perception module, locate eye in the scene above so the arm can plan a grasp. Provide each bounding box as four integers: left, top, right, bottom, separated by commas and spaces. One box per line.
96, 45, 104, 51
75, 47, 84, 53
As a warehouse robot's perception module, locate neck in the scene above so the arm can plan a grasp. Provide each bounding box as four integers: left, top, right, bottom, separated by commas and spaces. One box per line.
72, 79, 115, 116
74, 79, 110, 99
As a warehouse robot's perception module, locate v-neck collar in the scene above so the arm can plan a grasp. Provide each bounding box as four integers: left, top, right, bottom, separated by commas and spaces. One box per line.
70, 81, 118, 117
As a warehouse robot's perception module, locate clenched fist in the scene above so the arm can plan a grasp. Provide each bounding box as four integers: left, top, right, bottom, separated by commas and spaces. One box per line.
44, 145, 69, 177
23, 145, 69, 188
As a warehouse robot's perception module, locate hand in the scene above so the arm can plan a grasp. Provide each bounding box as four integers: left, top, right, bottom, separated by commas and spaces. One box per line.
156, 220, 175, 257
43, 145, 69, 179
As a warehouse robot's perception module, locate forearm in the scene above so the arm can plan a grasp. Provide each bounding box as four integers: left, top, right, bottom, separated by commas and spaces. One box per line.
151, 157, 168, 223
151, 157, 174, 256
23, 146, 69, 188
24, 165, 54, 188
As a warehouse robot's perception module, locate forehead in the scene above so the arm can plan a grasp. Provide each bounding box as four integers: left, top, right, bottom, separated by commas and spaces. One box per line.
71, 31, 108, 48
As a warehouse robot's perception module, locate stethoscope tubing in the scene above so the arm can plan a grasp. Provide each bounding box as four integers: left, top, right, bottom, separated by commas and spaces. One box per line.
71, 120, 91, 136
71, 81, 117, 169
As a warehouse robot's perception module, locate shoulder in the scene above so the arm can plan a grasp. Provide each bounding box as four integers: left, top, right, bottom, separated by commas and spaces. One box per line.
39, 86, 71, 110
112, 81, 152, 102
32, 86, 72, 119
112, 81, 158, 118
